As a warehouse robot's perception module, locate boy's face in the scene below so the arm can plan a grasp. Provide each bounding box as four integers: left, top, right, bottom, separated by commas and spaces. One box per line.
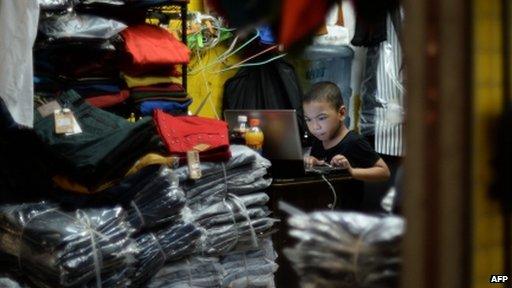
303, 100, 346, 142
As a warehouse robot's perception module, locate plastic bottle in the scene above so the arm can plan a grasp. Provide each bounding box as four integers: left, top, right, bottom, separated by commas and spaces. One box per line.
230, 115, 248, 145
245, 118, 264, 154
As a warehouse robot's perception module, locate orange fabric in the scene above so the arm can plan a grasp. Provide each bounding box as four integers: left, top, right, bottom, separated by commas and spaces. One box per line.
279, 0, 331, 48
121, 24, 190, 66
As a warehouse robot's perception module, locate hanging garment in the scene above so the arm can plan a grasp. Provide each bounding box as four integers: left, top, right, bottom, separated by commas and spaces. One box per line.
0, 0, 39, 127
374, 13, 405, 157
121, 24, 190, 71
350, 0, 399, 47
222, 59, 306, 136
154, 110, 231, 162
279, 0, 333, 48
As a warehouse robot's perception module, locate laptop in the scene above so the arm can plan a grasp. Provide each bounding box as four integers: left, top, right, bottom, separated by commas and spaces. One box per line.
223, 109, 345, 178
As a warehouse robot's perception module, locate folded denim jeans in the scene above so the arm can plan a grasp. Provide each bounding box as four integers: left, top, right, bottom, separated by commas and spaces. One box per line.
34, 90, 159, 189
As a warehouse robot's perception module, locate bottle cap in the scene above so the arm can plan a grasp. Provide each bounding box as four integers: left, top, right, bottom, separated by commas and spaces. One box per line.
237, 115, 248, 122
249, 118, 260, 127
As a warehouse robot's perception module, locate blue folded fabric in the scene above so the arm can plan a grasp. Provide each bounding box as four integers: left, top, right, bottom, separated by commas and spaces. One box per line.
139, 99, 192, 116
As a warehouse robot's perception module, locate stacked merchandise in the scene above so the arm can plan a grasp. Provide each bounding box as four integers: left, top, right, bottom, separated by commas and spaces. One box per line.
1, 0, 282, 287
282, 206, 404, 288
0, 164, 204, 288
220, 238, 278, 287
154, 110, 233, 162
35, 1, 129, 109
0, 202, 137, 288
174, 145, 276, 254
148, 238, 278, 288
148, 145, 279, 286
120, 24, 192, 116
35, 0, 191, 116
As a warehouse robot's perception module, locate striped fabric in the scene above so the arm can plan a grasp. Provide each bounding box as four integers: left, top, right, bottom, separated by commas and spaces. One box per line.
374, 14, 405, 156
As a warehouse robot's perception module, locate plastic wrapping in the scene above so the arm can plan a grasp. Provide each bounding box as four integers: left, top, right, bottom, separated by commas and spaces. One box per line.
130, 222, 203, 287
38, 0, 77, 10
148, 256, 225, 288
281, 204, 404, 288
126, 167, 187, 232
174, 145, 270, 181
0, 202, 137, 288
193, 193, 278, 255
38, 12, 127, 40
220, 238, 278, 288
174, 145, 272, 210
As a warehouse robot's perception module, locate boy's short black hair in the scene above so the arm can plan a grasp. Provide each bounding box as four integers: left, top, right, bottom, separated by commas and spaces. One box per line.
303, 81, 343, 110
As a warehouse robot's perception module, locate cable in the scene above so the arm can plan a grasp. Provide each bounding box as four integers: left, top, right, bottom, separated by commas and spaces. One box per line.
321, 174, 337, 210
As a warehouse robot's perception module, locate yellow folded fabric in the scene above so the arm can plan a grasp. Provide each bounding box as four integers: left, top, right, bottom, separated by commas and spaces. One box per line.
125, 153, 177, 175
53, 175, 116, 194
123, 74, 182, 88
53, 153, 177, 194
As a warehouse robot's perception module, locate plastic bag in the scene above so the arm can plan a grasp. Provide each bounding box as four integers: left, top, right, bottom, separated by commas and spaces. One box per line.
281, 203, 404, 288
39, 12, 127, 40
0, 202, 136, 288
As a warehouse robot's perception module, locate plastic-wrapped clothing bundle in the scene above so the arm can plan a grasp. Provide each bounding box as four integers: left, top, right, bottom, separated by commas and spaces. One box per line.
130, 222, 203, 287
282, 208, 404, 288
192, 193, 279, 255
220, 238, 278, 288
148, 256, 225, 288
0, 276, 23, 288
0, 202, 136, 288
175, 145, 269, 181
52, 165, 187, 233
175, 145, 272, 209
38, 0, 77, 10
126, 167, 187, 232
39, 13, 127, 40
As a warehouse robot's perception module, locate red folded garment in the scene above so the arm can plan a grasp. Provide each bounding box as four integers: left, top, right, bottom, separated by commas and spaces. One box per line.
154, 110, 231, 161
85, 90, 130, 108
121, 24, 190, 67
121, 64, 181, 77
130, 83, 184, 92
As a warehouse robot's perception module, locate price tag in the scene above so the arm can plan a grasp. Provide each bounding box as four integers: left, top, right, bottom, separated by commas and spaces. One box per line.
54, 108, 76, 134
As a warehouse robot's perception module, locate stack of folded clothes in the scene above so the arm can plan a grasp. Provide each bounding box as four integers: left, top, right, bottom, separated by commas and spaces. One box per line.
283, 209, 404, 288
120, 24, 192, 116
0, 202, 137, 288
174, 145, 272, 209
148, 238, 278, 288
33, 90, 160, 191
154, 110, 232, 162
220, 238, 278, 288
148, 256, 225, 288
34, 6, 130, 108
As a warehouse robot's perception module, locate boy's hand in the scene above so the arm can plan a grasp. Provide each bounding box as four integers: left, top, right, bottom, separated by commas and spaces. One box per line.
331, 154, 352, 171
304, 156, 325, 167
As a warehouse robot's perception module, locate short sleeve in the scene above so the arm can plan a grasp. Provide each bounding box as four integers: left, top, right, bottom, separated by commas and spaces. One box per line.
309, 139, 325, 160
345, 137, 380, 168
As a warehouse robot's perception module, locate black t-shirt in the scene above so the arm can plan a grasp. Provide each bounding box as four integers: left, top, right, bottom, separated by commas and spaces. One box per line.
310, 130, 380, 211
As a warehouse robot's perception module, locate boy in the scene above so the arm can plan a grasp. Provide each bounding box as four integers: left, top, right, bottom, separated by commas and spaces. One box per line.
303, 81, 390, 210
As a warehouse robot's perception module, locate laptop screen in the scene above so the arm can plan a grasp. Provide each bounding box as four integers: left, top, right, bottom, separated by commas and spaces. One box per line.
223, 109, 303, 160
